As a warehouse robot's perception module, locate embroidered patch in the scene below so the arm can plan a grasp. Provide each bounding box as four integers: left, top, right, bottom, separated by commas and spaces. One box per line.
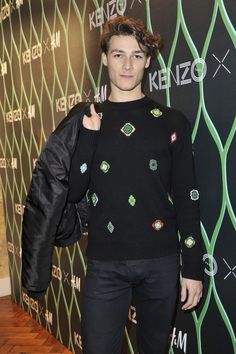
91, 193, 98, 206
150, 108, 163, 118
149, 159, 158, 171
107, 221, 114, 233
121, 122, 136, 136
128, 195, 136, 206
152, 219, 164, 231
80, 163, 87, 174
184, 236, 196, 248
190, 189, 199, 201
100, 161, 110, 173
171, 132, 177, 143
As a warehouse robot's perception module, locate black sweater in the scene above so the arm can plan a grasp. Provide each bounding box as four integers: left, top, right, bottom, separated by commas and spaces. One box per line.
68, 96, 203, 281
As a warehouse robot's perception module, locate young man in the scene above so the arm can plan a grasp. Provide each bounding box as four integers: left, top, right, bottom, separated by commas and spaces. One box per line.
69, 16, 203, 354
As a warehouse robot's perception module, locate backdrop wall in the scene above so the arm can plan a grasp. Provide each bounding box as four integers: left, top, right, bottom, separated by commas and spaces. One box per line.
0, 1, 235, 353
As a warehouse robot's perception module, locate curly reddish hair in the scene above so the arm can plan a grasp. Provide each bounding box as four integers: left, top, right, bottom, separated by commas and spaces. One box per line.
100, 16, 162, 58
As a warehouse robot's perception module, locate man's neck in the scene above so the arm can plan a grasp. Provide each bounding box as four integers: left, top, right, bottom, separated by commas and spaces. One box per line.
108, 90, 145, 103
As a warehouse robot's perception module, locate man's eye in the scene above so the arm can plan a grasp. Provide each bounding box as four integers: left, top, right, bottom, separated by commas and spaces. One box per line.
134, 55, 143, 59
114, 54, 122, 58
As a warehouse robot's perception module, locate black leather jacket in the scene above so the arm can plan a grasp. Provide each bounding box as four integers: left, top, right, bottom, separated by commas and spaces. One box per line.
21, 102, 92, 296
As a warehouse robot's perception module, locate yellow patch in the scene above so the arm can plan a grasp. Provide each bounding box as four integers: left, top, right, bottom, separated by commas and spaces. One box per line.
184, 236, 196, 248
150, 108, 163, 118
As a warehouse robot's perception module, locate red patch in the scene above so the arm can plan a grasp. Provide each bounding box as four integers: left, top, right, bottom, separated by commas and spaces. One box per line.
171, 132, 177, 143
152, 219, 164, 231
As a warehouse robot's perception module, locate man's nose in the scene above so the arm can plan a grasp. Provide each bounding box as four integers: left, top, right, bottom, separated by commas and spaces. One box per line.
123, 56, 132, 70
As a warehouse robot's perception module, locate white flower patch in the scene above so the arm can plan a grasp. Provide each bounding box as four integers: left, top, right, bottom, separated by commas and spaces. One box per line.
80, 163, 87, 174
190, 189, 199, 201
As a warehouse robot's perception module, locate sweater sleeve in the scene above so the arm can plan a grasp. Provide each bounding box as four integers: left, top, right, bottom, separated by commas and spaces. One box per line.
67, 124, 100, 202
171, 114, 204, 281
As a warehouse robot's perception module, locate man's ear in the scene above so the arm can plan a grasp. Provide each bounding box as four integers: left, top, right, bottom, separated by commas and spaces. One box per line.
102, 52, 108, 67
145, 55, 151, 69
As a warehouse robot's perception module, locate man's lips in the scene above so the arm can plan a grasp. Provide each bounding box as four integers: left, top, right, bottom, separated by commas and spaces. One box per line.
120, 74, 133, 78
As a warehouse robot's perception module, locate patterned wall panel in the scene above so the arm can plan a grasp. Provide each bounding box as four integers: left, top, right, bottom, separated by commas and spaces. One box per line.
0, 1, 235, 353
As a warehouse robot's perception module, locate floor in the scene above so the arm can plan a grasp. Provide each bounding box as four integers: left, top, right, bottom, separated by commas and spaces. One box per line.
0, 296, 72, 353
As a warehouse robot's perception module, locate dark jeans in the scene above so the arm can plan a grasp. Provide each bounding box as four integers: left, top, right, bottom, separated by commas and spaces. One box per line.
81, 254, 180, 354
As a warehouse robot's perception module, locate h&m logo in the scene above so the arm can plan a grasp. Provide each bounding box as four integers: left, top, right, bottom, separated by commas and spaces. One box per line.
71, 275, 81, 291
94, 85, 107, 103
45, 309, 53, 325
74, 331, 83, 349
171, 327, 187, 353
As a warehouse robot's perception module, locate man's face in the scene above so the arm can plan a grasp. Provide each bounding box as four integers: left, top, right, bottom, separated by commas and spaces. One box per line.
102, 35, 151, 94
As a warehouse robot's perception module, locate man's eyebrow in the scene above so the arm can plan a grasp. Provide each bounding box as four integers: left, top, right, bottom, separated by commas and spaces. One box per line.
110, 49, 145, 54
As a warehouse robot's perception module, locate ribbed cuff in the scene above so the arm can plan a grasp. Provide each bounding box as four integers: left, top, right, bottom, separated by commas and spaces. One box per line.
181, 259, 204, 281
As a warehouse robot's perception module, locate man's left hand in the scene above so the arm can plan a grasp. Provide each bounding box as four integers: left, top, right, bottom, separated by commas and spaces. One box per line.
181, 278, 203, 310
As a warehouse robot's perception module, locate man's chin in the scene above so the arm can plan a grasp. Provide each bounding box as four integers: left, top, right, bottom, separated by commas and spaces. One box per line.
116, 84, 138, 92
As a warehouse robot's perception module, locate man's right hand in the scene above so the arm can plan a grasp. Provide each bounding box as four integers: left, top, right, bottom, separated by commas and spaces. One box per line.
82, 103, 101, 131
